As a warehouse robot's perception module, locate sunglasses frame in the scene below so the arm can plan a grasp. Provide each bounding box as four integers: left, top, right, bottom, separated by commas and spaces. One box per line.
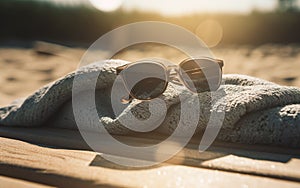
116, 57, 224, 101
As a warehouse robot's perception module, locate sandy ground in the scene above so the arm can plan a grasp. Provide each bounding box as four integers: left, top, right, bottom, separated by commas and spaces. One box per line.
0, 41, 300, 106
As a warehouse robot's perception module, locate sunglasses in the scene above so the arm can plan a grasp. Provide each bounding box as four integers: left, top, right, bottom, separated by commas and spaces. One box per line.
116, 57, 224, 103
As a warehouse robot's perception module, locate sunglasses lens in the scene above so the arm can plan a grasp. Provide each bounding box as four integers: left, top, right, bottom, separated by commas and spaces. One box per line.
179, 58, 222, 93
122, 62, 167, 100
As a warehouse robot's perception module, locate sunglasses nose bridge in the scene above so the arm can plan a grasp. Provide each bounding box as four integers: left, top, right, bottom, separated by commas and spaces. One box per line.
165, 66, 182, 85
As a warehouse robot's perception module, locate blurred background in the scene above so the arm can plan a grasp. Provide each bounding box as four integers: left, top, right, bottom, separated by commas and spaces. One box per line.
1, 0, 300, 105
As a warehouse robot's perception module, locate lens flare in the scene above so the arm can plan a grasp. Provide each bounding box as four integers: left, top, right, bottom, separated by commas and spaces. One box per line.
89, 0, 122, 12
196, 20, 223, 48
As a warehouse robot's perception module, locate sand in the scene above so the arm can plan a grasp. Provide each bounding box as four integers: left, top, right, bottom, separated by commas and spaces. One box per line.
1, 41, 299, 106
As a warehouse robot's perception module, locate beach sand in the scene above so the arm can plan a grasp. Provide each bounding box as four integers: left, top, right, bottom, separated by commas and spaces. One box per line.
1, 41, 299, 106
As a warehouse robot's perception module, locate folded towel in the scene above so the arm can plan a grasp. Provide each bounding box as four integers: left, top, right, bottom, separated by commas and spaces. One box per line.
1, 60, 300, 147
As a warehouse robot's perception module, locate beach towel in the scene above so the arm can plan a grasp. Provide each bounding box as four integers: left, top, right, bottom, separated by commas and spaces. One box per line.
1, 60, 300, 147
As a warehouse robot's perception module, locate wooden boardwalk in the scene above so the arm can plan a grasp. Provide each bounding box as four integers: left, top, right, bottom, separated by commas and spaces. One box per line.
1, 127, 300, 187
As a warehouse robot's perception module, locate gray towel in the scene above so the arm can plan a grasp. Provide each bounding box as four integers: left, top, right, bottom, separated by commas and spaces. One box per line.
1, 60, 300, 147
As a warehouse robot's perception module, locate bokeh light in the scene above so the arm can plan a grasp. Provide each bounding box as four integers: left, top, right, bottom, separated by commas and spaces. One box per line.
196, 20, 223, 48
89, 0, 123, 12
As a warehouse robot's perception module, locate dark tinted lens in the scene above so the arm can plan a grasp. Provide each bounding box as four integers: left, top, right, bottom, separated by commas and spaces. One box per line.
122, 62, 167, 100
179, 58, 221, 93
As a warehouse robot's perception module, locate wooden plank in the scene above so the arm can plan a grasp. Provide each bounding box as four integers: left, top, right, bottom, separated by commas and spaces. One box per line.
1, 126, 300, 182
1, 137, 300, 188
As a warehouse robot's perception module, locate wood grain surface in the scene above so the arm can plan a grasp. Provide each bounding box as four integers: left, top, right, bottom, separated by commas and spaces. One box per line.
1, 126, 300, 187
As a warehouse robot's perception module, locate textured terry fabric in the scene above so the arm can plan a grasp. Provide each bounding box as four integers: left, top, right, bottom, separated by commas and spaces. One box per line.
1, 60, 300, 147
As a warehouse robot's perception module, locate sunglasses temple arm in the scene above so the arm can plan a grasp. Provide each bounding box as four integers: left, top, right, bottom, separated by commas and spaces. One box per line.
116, 64, 134, 104
216, 59, 224, 68
121, 94, 134, 104
116, 64, 127, 75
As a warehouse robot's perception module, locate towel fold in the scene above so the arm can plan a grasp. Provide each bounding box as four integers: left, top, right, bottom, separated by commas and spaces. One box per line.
1, 60, 300, 147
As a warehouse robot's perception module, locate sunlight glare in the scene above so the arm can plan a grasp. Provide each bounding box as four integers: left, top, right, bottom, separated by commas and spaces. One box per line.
89, 0, 123, 12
